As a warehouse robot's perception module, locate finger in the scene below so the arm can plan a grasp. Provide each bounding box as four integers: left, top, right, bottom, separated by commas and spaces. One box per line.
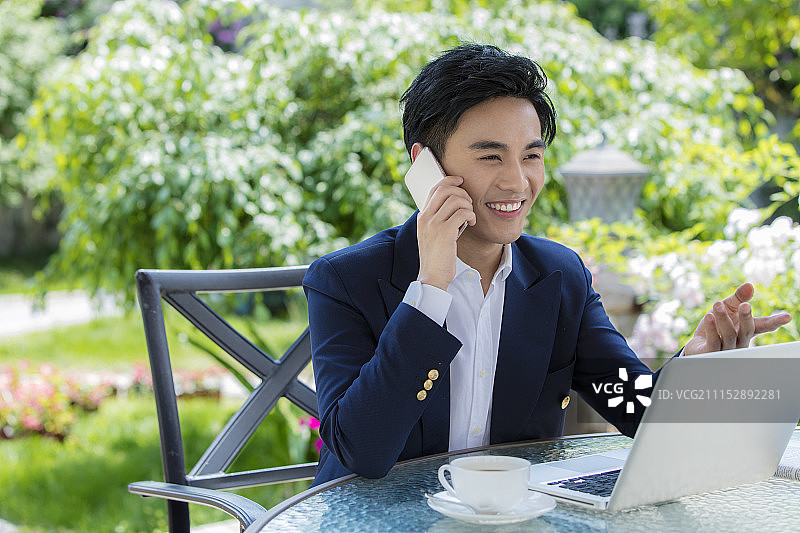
712, 301, 737, 350
422, 176, 466, 210
420, 182, 471, 219
426, 186, 472, 215
697, 313, 722, 353
446, 207, 477, 230
422, 197, 474, 238
753, 311, 792, 335
722, 283, 754, 314
737, 302, 755, 349
433, 195, 473, 223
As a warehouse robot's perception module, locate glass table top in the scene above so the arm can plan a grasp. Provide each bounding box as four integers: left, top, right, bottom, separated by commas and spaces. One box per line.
254, 431, 800, 532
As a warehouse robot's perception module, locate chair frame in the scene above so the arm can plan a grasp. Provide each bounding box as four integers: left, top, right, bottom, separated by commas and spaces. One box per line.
129, 266, 318, 533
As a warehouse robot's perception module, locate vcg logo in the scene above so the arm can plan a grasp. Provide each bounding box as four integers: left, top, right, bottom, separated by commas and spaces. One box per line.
591, 368, 652, 414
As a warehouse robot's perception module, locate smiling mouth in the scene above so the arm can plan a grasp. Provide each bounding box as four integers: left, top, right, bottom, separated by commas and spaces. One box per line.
486, 200, 524, 214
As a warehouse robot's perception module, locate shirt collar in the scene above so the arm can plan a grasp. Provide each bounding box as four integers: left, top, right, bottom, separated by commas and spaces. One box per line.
496, 243, 513, 282
454, 244, 514, 282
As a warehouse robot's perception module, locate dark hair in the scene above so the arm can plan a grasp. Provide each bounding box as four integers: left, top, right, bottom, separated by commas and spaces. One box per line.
400, 44, 557, 160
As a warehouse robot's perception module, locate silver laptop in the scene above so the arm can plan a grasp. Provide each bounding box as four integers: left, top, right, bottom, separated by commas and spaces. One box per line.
528, 341, 800, 511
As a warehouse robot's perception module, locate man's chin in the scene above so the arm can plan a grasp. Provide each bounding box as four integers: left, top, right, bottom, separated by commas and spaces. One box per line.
460, 223, 524, 247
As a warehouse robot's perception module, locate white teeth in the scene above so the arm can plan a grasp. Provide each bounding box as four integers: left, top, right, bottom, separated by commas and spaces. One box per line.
487, 202, 522, 212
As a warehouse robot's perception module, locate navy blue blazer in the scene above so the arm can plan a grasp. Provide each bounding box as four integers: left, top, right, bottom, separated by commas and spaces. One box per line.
303, 214, 653, 486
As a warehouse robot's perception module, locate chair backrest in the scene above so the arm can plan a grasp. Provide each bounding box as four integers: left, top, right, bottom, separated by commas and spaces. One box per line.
135, 266, 317, 527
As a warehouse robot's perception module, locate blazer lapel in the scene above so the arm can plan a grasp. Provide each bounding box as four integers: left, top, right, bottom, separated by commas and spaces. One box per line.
490, 245, 562, 443
378, 214, 420, 317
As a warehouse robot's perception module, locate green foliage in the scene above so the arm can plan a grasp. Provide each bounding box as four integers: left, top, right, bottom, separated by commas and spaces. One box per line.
0, 395, 314, 532
747, 136, 800, 223
41, 0, 121, 53
639, 132, 781, 237
240, 0, 768, 237
0, 0, 66, 139
0, 0, 67, 206
642, 0, 800, 140
24, 0, 342, 301
22, 0, 777, 297
567, 0, 653, 39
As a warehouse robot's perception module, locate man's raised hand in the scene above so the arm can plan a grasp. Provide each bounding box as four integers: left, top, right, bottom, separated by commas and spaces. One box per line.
416, 175, 476, 291
683, 282, 792, 356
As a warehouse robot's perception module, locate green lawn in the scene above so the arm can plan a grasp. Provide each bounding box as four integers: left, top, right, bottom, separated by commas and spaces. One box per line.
0, 306, 308, 371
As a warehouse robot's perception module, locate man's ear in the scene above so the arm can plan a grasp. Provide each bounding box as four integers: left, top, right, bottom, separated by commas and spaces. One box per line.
410, 142, 425, 163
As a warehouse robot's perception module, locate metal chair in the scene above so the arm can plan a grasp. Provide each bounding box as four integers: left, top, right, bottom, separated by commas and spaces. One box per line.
128, 266, 318, 533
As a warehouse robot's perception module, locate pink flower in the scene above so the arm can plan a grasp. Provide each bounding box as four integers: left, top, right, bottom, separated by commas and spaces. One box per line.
299, 416, 320, 430
38, 363, 56, 377
132, 363, 151, 386
22, 414, 43, 431
315, 438, 323, 453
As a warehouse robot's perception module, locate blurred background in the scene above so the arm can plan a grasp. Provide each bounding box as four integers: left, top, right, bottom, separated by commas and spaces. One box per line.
1, 0, 799, 531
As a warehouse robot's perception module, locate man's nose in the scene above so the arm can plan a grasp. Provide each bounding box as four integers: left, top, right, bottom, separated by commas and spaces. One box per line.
497, 161, 528, 191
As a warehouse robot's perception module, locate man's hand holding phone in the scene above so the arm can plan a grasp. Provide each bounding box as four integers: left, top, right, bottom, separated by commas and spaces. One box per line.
405, 146, 475, 291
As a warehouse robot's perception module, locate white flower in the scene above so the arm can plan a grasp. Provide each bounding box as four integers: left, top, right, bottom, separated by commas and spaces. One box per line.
742, 247, 786, 285
724, 208, 762, 239
706, 239, 737, 260
746, 225, 773, 249
792, 249, 800, 272
630, 303, 683, 355
672, 272, 704, 308
705, 240, 738, 273
652, 299, 681, 326
667, 263, 688, 282
661, 252, 680, 274
769, 216, 795, 247
628, 255, 656, 279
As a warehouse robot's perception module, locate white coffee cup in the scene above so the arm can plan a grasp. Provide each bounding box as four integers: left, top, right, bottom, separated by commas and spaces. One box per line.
437, 455, 531, 513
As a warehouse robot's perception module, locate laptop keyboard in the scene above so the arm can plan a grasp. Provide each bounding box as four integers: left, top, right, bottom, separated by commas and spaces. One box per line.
546, 469, 621, 497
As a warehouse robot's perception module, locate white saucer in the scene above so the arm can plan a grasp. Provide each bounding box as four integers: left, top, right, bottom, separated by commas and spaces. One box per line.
426, 490, 556, 525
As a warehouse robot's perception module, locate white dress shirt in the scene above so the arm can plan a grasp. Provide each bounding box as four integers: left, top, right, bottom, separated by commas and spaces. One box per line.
402, 244, 513, 451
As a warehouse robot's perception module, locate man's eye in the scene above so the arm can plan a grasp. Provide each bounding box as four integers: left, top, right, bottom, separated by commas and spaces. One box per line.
480, 155, 501, 160
525, 153, 542, 160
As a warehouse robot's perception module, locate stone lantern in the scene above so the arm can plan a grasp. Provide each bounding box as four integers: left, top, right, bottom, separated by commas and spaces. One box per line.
558, 141, 650, 223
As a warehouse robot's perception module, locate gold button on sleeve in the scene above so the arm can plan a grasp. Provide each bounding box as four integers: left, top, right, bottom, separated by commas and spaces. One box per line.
428, 369, 439, 381
561, 396, 570, 409
417, 390, 427, 401
423, 379, 433, 390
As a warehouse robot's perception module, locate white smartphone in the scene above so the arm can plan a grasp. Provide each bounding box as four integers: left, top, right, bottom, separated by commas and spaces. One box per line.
404, 146, 446, 210
404, 147, 468, 236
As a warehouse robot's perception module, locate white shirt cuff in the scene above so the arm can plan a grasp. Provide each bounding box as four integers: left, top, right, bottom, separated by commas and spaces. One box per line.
403, 280, 452, 327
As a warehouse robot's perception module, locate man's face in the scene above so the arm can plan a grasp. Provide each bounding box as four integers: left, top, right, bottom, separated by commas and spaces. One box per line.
440, 97, 545, 249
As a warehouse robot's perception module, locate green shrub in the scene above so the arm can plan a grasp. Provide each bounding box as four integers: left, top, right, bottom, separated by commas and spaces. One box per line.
566, 0, 653, 39
22, 0, 343, 302
642, 0, 800, 141
0, 0, 67, 206
24, 0, 776, 298
0, 0, 66, 140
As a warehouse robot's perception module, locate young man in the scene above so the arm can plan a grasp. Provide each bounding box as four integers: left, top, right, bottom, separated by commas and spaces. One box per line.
302, 44, 791, 486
